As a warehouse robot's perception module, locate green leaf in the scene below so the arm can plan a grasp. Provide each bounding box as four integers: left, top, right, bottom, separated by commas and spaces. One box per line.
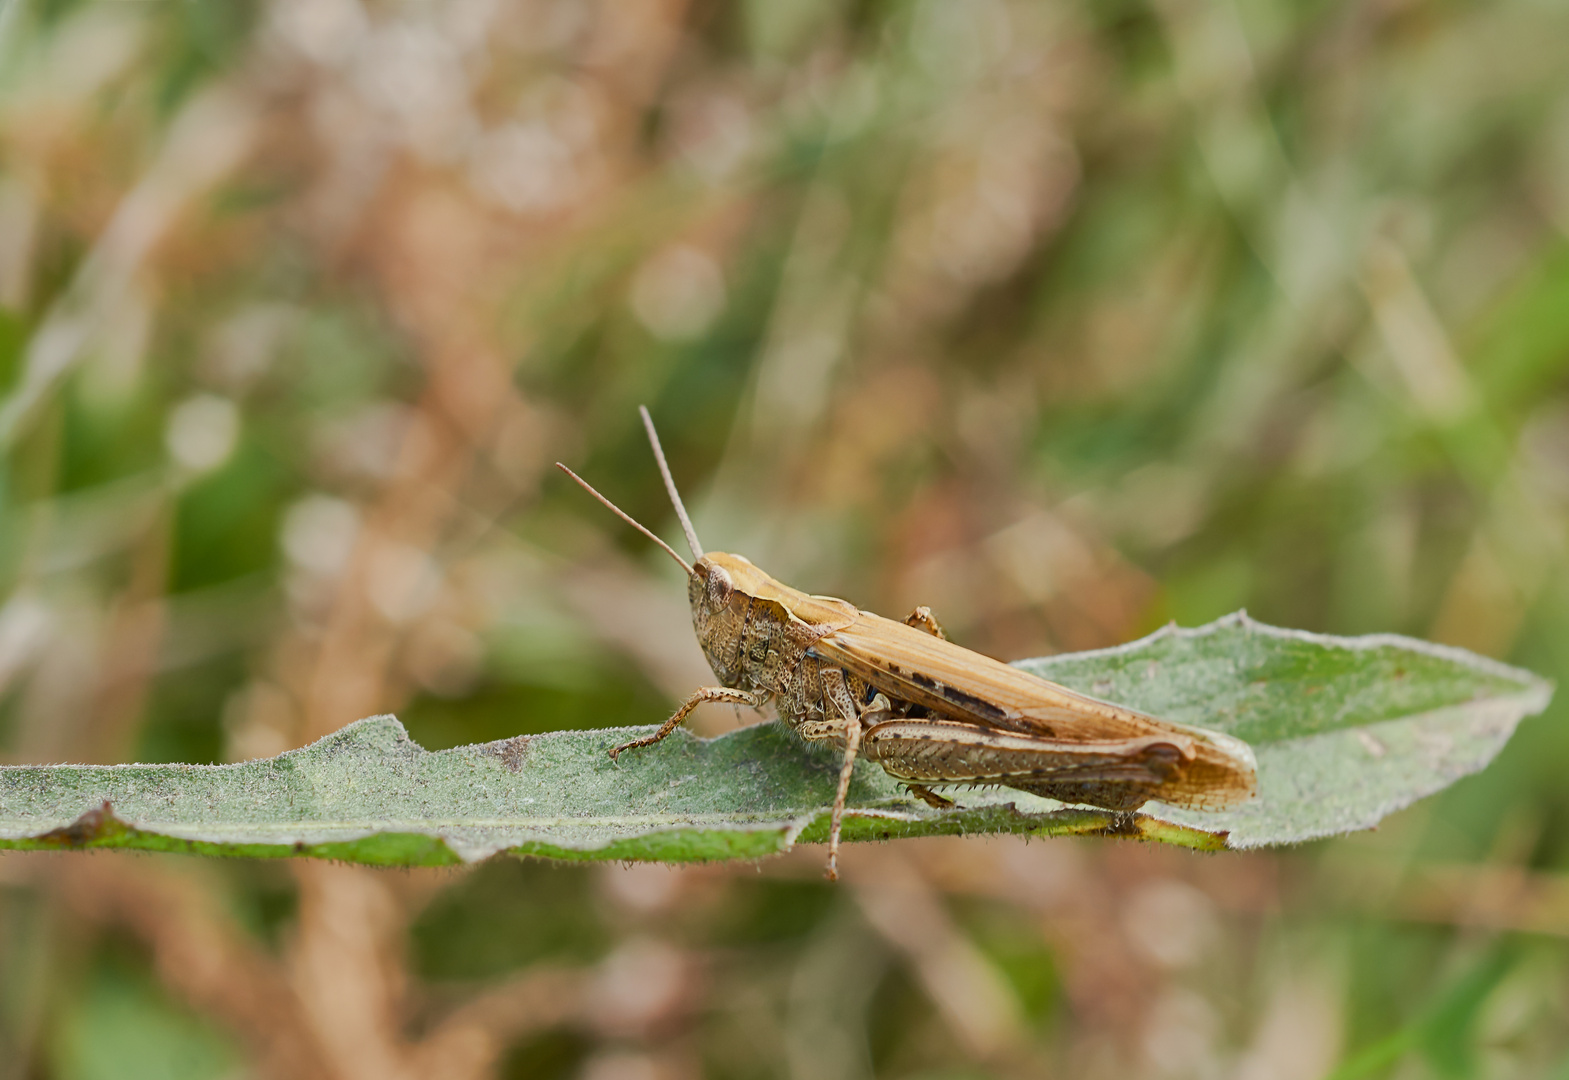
1016, 613, 1554, 847
0, 614, 1551, 866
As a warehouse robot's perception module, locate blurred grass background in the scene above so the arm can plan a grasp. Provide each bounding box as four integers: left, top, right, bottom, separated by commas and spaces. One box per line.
1, 0, 1569, 1077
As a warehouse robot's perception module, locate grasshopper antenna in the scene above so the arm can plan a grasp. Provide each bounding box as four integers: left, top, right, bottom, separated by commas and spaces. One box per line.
639, 405, 704, 559
555, 463, 694, 577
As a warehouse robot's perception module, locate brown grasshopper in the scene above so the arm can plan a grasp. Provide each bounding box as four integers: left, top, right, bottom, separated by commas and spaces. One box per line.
558, 408, 1257, 879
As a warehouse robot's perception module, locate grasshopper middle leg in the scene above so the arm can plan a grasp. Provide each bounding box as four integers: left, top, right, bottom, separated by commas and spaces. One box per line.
903, 605, 947, 639
820, 670, 891, 881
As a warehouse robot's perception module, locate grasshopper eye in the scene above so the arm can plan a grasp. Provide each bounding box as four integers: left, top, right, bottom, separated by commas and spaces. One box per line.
708, 566, 734, 607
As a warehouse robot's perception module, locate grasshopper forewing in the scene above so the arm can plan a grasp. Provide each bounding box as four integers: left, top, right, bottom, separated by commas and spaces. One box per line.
558, 409, 1258, 879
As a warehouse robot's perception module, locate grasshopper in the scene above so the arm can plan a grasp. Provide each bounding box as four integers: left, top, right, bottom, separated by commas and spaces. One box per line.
558, 408, 1258, 879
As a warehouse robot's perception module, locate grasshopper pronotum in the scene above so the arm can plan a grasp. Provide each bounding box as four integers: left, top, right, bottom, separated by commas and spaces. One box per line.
559, 409, 1258, 879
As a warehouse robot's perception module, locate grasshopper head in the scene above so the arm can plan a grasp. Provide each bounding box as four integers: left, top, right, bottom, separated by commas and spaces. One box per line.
690, 555, 732, 614
691, 551, 813, 620
687, 551, 783, 684
690, 551, 771, 610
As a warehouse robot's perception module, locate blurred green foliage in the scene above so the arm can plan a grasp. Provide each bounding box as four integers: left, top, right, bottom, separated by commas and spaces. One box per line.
53, 957, 240, 1080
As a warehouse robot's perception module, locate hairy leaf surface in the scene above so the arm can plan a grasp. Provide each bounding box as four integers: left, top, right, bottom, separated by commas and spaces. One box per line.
0, 614, 1550, 864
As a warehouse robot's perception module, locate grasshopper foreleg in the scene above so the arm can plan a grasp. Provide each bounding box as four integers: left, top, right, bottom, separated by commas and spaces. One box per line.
609, 686, 769, 760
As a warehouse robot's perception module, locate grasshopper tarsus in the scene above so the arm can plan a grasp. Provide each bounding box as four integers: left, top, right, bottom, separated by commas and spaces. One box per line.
606, 741, 635, 762
608, 735, 652, 759
609, 734, 660, 758
1104, 811, 1142, 837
